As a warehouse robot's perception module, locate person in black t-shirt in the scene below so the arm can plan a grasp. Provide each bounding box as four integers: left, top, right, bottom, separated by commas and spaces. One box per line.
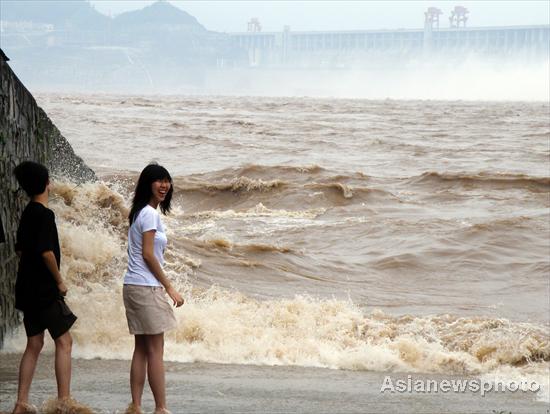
11, 162, 77, 414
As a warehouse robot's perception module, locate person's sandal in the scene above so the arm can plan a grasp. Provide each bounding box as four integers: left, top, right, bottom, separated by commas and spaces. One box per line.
12, 402, 38, 414
153, 409, 173, 414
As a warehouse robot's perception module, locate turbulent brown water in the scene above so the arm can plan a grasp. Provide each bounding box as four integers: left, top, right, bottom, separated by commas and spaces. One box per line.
3, 94, 549, 400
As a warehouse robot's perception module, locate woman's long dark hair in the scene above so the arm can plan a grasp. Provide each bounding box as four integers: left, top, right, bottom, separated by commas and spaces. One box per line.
128, 163, 174, 225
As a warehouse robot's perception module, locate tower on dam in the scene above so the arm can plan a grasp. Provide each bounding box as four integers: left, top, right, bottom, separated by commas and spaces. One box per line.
423, 7, 443, 53
449, 6, 469, 28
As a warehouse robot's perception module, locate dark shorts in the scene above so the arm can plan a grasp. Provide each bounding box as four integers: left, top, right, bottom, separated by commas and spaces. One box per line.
23, 298, 77, 339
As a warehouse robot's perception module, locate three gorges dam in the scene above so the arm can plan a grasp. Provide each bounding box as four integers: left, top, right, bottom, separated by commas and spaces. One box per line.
227, 6, 549, 68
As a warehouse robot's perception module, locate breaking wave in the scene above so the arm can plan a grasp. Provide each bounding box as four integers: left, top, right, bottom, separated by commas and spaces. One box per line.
406, 171, 550, 191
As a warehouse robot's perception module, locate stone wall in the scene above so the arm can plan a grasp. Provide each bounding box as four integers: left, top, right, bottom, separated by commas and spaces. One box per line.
0, 55, 95, 347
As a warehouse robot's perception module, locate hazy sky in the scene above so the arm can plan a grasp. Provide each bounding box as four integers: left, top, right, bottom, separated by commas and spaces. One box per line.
89, 1, 550, 32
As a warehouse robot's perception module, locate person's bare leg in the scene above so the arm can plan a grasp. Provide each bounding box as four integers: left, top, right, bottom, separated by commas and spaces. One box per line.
13, 333, 44, 413
144, 334, 167, 411
130, 335, 147, 410
53, 331, 72, 400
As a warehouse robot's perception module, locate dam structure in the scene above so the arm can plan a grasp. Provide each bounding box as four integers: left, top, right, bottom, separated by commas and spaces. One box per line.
228, 9, 550, 68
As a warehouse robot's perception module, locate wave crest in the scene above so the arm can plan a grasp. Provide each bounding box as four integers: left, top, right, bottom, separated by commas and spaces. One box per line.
407, 171, 550, 191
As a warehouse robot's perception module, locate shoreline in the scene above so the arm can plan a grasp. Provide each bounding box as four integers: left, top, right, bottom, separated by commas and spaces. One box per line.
0, 353, 547, 414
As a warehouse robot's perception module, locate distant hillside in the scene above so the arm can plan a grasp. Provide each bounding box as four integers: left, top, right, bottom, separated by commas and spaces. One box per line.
0, 0, 244, 92
1, 0, 205, 32
114, 1, 206, 31
0, 0, 110, 29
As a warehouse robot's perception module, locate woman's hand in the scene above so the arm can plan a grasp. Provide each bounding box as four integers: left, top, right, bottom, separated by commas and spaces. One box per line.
167, 286, 184, 307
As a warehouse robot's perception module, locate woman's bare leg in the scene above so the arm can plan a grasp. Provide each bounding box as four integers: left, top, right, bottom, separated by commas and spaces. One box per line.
130, 335, 147, 409
144, 334, 167, 411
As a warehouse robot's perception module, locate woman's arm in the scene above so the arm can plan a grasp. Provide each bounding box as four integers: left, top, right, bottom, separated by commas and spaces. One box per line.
142, 230, 184, 307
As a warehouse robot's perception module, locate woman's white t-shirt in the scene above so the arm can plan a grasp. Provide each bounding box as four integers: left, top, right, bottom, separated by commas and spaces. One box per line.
124, 205, 167, 287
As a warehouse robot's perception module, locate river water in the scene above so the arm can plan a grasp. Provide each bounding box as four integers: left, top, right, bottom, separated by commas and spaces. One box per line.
3, 94, 549, 403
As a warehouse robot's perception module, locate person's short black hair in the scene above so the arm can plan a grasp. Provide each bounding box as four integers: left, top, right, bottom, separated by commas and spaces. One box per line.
13, 161, 50, 197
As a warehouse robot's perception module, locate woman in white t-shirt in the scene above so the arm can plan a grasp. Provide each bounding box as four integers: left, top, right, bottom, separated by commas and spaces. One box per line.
123, 163, 184, 414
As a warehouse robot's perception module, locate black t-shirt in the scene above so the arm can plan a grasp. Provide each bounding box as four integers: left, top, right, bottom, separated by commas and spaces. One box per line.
15, 201, 61, 311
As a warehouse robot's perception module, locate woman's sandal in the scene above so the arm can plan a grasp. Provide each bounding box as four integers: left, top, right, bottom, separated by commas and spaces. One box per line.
41, 397, 94, 414
124, 403, 144, 414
